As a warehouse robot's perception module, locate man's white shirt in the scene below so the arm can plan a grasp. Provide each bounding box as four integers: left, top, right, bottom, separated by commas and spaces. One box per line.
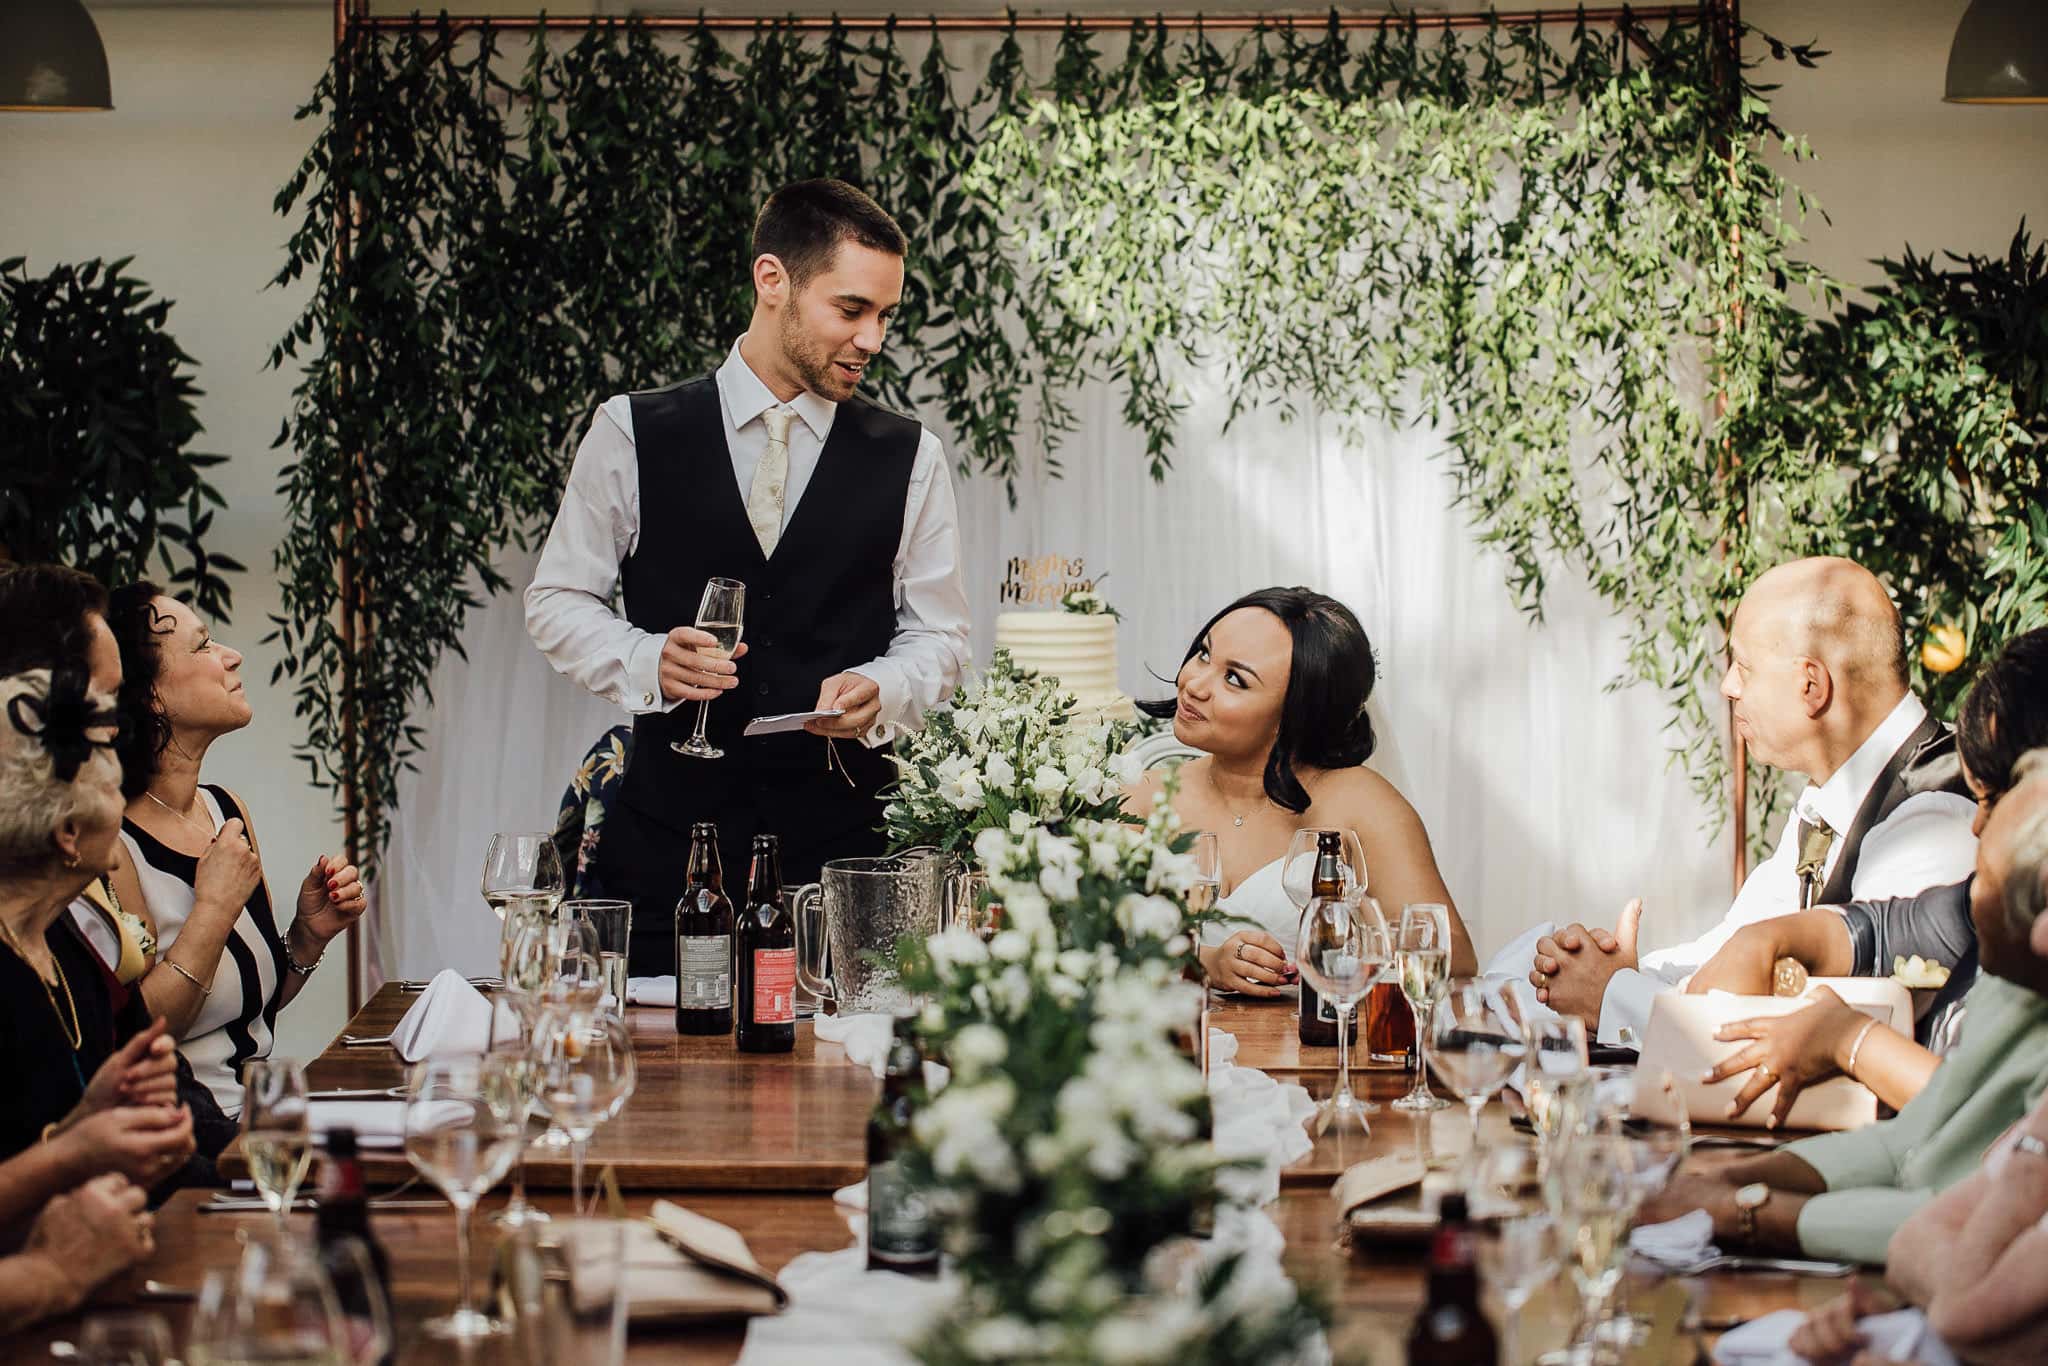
524, 342, 971, 746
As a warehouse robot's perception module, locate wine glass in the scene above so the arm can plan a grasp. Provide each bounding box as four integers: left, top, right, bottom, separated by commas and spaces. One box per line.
1543, 1131, 1641, 1365
189, 1233, 346, 1366
484, 1033, 547, 1231
405, 1056, 525, 1340
532, 1005, 637, 1216
239, 1058, 311, 1234
1188, 831, 1222, 919
1280, 827, 1364, 910
1392, 903, 1454, 1113
1426, 980, 1524, 1183
1521, 1013, 1591, 1180
1295, 889, 1392, 1136
76, 1312, 173, 1365
1481, 1213, 1563, 1366
321, 1234, 394, 1366
483, 832, 564, 922
672, 576, 746, 759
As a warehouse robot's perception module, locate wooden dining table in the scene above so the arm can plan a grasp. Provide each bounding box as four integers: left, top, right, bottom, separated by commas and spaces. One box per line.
4, 987, 1842, 1364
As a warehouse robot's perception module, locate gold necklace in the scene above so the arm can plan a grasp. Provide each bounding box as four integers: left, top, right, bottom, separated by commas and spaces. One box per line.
41, 955, 82, 1052
145, 788, 214, 841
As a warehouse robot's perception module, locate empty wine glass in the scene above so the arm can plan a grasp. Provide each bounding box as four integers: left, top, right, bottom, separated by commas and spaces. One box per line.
189, 1233, 346, 1366
1393, 903, 1454, 1113
1280, 827, 1364, 910
673, 576, 746, 759
1543, 1131, 1640, 1365
239, 1058, 311, 1234
1481, 1213, 1563, 1366
1426, 980, 1524, 1183
532, 1005, 637, 1216
484, 1033, 547, 1231
405, 1056, 525, 1340
76, 1312, 173, 1365
1521, 1013, 1591, 1180
1295, 889, 1391, 1136
483, 832, 564, 922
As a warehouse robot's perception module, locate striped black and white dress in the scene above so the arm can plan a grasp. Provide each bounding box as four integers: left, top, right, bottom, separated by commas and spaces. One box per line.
120, 785, 286, 1117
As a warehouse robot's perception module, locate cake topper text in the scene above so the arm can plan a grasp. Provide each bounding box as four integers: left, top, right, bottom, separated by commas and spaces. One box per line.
1000, 555, 1097, 605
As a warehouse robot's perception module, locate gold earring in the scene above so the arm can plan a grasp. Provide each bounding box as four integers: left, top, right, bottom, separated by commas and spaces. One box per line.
63, 853, 80, 869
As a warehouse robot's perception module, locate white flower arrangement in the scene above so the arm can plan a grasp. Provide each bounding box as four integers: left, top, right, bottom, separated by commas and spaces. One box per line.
885, 648, 1141, 859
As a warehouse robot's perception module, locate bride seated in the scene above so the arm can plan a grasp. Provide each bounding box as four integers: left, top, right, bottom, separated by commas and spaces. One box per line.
1122, 587, 1476, 995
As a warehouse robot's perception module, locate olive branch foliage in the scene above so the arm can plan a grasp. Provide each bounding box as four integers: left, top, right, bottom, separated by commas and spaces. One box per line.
268, 12, 1879, 867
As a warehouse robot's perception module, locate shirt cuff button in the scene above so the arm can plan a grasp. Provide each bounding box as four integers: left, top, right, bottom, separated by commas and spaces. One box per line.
643, 692, 655, 705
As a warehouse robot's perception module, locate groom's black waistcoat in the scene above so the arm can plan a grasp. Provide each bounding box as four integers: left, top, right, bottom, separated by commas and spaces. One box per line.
1815, 711, 1971, 907
615, 374, 917, 854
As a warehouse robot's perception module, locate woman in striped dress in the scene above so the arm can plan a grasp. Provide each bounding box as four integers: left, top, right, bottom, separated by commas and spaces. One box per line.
104, 584, 368, 1118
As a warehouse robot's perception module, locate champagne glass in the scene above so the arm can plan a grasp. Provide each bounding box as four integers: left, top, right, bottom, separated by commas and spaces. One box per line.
485, 1033, 547, 1230
1426, 980, 1524, 1183
189, 1234, 346, 1366
533, 1005, 637, 1216
1481, 1213, 1563, 1366
405, 1056, 524, 1340
483, 832, 564, 921
1295, 889, 1391, 1136
1544, 1132, 1640, 1365
1522, 1013, 1591, 1181
1280, 827, 1364, 910
239, 1059, 311, 1234
1187, 831, 1222, 919
1392, 903, 1453, 1113
672, 576, 746, 759
76, 1312, 173, 1365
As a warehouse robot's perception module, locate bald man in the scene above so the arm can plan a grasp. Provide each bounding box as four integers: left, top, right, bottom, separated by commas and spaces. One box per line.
1501, 557, 1978, 1045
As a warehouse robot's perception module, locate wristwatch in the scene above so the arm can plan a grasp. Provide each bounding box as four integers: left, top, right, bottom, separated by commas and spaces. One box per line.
1734, 1182, 1771, 1244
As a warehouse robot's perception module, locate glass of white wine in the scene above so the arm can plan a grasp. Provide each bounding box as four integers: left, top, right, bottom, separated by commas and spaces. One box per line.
1187, 831, 1222, 919
1294, 889, 1391, 1136
482, 832, 564, 922
672, 576, 746, 759
240, 1058, 311, 1235
1392, 903, 1453, 1113
1544, 1132, 1640, 1366
405, 1056, 525, 1340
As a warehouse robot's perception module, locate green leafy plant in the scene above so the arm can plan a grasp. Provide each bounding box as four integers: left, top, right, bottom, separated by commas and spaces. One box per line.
0, 257, 240, 617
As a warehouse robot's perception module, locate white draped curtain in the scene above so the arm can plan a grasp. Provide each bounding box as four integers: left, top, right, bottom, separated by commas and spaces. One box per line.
379, 372, 1733, 983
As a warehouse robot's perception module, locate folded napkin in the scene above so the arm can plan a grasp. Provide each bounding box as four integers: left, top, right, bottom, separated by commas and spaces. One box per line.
1209, 1055, 1317, 1208
834, 1180, 868, 1213
1630, 1209, 1719, 1270
628, 976, 676, 1008
308, 1099, 467, 1149
557, 1200, 788, 1324
814, 1012, 895, 1075
1714, 1306, 1959, 1366
735, 1241, 959, 1366
392, 968, 495, 1062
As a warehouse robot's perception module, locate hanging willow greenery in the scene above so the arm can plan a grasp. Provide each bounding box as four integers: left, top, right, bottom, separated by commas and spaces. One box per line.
272, 13, 1842, 866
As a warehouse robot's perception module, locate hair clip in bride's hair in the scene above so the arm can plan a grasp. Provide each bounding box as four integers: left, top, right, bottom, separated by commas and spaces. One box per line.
6, 668, 118, 783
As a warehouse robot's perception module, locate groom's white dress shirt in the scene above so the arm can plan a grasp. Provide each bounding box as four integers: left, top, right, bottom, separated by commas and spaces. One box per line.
1489, 693, 1979, 1045
525, 341, 971, 746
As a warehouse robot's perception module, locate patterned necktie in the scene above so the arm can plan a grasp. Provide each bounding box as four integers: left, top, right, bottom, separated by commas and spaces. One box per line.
746, 406, 795, 556
1795, 813, 1837, 909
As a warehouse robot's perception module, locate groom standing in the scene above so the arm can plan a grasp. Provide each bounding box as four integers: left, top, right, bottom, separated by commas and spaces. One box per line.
526, 179, 970, 972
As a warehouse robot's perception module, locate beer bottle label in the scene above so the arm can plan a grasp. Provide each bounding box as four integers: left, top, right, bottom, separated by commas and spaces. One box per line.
680, 935, 731, 1008
868, 1158, 936, 1261
752, 947, 796, 1024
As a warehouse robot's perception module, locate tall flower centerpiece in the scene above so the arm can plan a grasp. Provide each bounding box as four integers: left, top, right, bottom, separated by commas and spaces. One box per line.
884, 648, 1140, 860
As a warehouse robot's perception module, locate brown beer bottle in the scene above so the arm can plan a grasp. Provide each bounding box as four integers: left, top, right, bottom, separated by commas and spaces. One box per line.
734, 834, 796, 1053
1298, 830, 1359, 1048
866, 1016, 939, 1274
675, 822, 733, 1036
1404, 1193, 1498, 1364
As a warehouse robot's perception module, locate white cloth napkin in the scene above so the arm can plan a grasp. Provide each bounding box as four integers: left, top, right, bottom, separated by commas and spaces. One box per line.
814, 1013, 895, 1075
308, 1099, 466, 1149
1713, 1307, 1960, 1366
1209, 1052, 1317, 1209
1629, 1209, 1719, 1270
390, 968, 494, 1062
733, 1244, 959, 1366
628, 975, 676, 1007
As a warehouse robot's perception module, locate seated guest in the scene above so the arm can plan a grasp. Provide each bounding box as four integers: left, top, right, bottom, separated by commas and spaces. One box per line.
104, 584, 367, 1117
1121, 587, 1475, 993
1513, 557, 1977, 1044
1639, 753, 2048, 1266
0, 1173, 156, 1334
1681, 628, 2048, 1124
0, 670, 195, 1216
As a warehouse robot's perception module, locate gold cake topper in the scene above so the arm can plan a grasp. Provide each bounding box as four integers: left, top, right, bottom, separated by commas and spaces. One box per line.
999, 555, 1097, 606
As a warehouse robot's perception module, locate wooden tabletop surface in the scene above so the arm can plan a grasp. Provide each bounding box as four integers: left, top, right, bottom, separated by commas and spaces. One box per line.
8, 984, 1836, 1364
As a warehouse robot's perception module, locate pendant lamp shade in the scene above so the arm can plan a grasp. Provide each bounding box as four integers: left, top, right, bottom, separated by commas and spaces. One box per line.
1945, 0, 2048, 104
0, 0, 113, 112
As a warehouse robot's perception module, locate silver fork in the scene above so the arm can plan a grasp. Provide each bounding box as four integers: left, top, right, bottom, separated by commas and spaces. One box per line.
1654, 1253, 1853, 1277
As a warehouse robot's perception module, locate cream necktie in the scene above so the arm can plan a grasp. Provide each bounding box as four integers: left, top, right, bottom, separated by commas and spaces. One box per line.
746, 407, 795, 557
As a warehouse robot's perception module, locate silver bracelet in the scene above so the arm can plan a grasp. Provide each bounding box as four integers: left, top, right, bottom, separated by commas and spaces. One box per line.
284, 931, 323, 978
161, 957, 212, 997
1844, 1017, 1879, 1077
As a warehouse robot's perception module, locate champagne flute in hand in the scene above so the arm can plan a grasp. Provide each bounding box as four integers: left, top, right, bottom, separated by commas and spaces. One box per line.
673, 577, 746, 759
240, 1058, 311, 1234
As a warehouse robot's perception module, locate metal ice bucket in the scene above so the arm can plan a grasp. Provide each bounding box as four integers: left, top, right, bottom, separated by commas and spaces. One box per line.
791, 852, 947, 1016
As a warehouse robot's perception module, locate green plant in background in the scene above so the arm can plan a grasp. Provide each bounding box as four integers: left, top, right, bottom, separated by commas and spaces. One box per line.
1743, 228, 2048, 725
271, 15, 1851, 866
0, 257, 241, 618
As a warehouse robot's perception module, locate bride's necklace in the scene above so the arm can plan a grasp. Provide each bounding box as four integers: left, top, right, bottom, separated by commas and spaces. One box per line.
145, 787, 214, 841
1206, 766, 1262, 828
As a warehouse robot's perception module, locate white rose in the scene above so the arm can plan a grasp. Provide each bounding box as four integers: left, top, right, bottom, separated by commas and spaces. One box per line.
1030, 764, 1068, 803
983, 753, 1018, 791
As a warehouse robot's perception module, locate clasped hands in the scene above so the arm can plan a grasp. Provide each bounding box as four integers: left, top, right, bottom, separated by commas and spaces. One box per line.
659, 626, 880, 739
1528, 897, 1645, 1029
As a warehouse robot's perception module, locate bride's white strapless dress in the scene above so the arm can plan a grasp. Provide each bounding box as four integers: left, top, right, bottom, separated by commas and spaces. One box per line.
1204, 856, 1303, 958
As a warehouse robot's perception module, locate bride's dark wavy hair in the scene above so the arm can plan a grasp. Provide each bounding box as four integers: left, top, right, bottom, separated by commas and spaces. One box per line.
1139, 587, 1378, 814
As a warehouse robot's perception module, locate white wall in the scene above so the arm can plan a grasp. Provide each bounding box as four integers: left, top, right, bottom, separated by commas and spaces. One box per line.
3, 1, 2043, 1049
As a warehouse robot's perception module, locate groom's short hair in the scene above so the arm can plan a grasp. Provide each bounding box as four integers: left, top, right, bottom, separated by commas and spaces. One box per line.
752, 179, 906, 289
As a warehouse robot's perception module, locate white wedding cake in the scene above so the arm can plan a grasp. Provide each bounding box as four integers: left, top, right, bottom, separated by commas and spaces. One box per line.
994, 610, 1135, 723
